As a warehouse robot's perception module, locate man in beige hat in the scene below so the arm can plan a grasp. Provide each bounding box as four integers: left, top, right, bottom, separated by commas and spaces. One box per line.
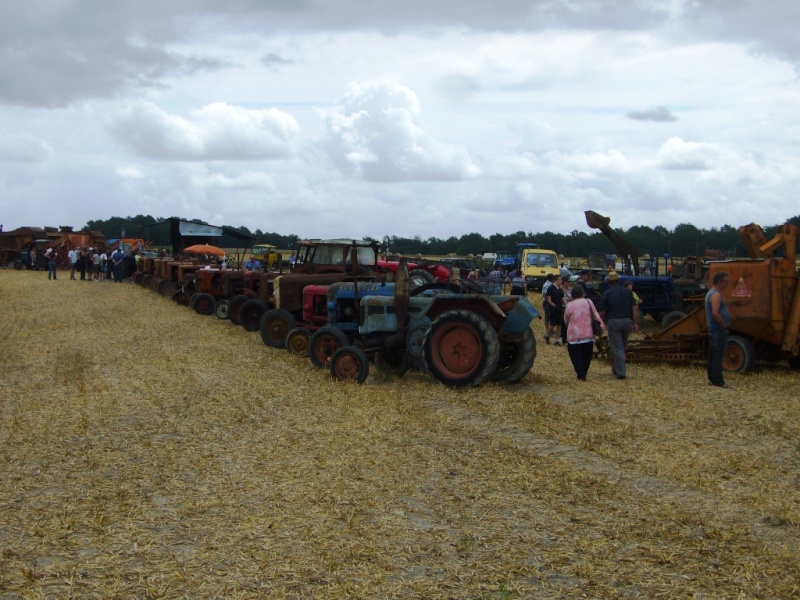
598, 271, 638, 379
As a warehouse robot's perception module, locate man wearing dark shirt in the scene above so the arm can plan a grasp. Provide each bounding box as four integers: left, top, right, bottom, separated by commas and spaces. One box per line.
598, 271, 638, 379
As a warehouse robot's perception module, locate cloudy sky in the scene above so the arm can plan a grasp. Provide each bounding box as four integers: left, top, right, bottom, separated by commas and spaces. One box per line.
1, 1, 798, 241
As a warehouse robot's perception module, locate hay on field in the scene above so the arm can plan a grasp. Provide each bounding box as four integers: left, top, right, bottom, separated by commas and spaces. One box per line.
0, 269, 798, 598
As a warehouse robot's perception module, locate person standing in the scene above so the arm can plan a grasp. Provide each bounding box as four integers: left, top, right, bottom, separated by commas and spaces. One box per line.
598, 271, 638, 379
244, 255, 262, 271
545, 275, 566, 346
488, 264, 504, 295
564, 285, 604, 380
78, 247, 88, 280
111, 247, 124, 282
573, 269, 592, 297
705, 271, 731, 388
47, 249, 58, 280
541, 273, 555, 340
69, 247, 78, 279
99, 250, 108, 281
510, 266, 527, 296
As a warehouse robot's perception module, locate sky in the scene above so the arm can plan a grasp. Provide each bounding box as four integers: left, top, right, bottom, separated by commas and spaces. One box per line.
1, 0, 799, 242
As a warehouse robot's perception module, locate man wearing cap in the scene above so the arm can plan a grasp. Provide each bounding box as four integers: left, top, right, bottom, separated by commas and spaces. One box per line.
598, 271, 638, 379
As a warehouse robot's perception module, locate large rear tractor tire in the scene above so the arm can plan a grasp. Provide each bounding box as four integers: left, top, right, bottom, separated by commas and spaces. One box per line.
309, 327, 350, 369
329, 346, 370, 383
423, 310, 500, 387
285, 328, 311, 357
228, 295, 249, 325
723, 335, 756, 373
240, 299, 269, 332
491, 327, 536, 384
260, 309, 296, 348
194, 293, 217, 316
408, 269, 437, 286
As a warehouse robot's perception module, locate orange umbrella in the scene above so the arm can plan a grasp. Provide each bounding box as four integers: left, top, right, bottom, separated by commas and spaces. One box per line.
183, 244, 226, 256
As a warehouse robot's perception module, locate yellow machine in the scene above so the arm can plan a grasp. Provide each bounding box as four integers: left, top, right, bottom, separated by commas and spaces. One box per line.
252, 244, 279, 267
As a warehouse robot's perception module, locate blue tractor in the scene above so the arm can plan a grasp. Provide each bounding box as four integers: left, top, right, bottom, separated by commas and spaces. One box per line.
311, 260, 539, 387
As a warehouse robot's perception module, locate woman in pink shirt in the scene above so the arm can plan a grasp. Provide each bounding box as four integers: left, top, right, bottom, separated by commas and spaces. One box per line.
563, 285, 605, 381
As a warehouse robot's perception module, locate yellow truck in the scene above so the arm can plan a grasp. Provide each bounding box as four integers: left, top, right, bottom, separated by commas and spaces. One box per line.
251, 243, 279, 267
517, 243, 559, 290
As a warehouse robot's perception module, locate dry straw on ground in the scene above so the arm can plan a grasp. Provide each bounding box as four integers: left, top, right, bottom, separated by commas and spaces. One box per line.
0, 268, 798, 598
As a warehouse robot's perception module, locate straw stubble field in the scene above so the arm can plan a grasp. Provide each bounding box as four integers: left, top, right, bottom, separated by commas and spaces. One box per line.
0, 269, 798, 598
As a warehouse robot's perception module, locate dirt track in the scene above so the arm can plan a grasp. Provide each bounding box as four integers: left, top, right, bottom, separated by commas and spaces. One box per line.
1, 269, 798, 598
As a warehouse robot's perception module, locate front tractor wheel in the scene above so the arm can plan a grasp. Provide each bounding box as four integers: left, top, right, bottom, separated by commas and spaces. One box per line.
309, 327, 350, 369
374, 350, 409, 377
723, 335, 756, 373
215, 299, 230, 320
240, 300, 269, 332
329, 346, 370, 383
423, 310, 500, 387
285, 328, 311, 357
491, 327, 536, 384
193, 293, 216, 316
260, 309, 296, 348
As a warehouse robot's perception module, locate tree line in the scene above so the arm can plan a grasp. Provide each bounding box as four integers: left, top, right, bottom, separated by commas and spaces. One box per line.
85, 214, 800, 259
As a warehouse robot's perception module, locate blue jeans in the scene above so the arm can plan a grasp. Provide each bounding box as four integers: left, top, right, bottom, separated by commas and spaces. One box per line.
707, 328, 728, 386
48, 260, 57, 279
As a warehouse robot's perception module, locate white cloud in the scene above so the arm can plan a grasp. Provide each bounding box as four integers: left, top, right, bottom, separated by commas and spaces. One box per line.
108, 101, 298, 161
0, 134, 52, 162
320, 80, 480, 182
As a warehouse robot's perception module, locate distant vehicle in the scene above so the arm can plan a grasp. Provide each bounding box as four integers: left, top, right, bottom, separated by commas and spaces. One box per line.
438, 256, 481, 279
251, 244, 279, 267
518, 245, 559, 290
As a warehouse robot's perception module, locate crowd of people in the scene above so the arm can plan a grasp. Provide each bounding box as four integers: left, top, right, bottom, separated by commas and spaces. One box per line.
46, 246, 138, 283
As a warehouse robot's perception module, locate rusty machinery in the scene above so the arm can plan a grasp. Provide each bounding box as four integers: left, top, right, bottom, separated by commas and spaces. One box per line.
614, 222, 800, 373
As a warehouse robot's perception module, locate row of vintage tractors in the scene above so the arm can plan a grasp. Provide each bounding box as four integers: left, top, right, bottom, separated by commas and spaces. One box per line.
131, 238, 539, 387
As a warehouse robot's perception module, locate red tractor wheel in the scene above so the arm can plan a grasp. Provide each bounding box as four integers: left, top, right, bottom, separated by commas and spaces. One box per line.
423, 310, 500, 387
330, 346, 370, 383
723, 335, 756, 373
194, 293, 216, 316
285, 328, 311, 357
309, 327, 349, 369
260, 309, 296, 348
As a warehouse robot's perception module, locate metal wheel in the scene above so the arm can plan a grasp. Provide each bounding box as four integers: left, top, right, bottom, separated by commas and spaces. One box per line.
260, 309, 297, 348
491, 327, 537, 384
194, 293, 216, 316
723, 335, 756, 373
329, 346, 370, 383
215, 299, 230, 320
309, 327, 350, 369
374, 350, 409, 377
228, 295, 249, 325
240, 299, 268, 332
423, 310, 500, 387
285, 328, 311, 357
